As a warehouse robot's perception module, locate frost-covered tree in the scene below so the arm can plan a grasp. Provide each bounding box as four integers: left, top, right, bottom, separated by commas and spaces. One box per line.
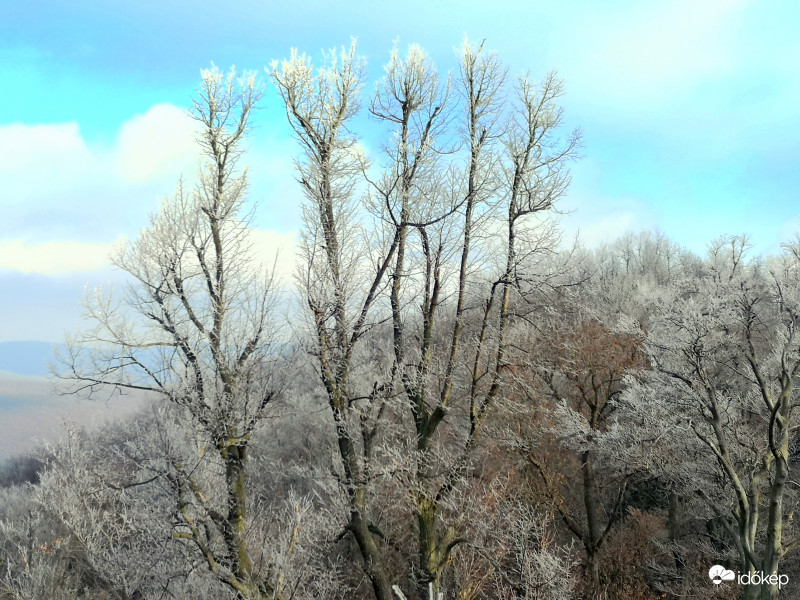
57, 66, 289, 599
271, 41, 398, 600
615, 236, 800, 600
0, 483, 80, 600
272, 38, 579, 600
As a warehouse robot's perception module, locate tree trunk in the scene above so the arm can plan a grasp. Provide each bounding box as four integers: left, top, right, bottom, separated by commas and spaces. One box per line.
417, 497, 446, 600
350, 488, 393, 600
742, 576, 760, 600
582, 449, 601, 590
334, 415, 393, 600
761, 448, 788, 599
222, 444, 255, 588
668, 492, 684, 576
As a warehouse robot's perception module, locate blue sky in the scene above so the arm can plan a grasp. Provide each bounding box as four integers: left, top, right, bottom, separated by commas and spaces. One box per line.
1, 0, 799, 342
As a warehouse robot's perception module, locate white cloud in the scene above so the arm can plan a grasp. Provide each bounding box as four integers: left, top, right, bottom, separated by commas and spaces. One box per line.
571, 213, 638, 248
1, 102, 197, 217
774, 216, 800, 255
0, 227, 298, 278
0, 122, 91, 174
0, 104, 201, 275
559, 159, 658, 249
559, 194, 656, 249
0, 239, 121, 275
1, 103, 304, 277
115, 103, 198, 183
0, 106, 196, 207
0, 122, 96, 204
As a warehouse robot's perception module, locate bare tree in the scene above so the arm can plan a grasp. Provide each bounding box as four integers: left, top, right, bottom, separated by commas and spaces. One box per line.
380, 43, 579, 599
526, 312, 646, 589
273, 39, 580, 599
57, 66, 286, 599
615, 235, 800, 600
271, 41, 399, 600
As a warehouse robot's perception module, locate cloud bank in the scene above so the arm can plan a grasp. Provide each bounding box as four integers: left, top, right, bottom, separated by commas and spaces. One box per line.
0, 104, 198, 274
1, 103, 300, 277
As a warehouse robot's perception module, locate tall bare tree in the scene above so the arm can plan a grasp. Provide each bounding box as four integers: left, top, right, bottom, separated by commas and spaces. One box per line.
58, 66, 285, 599
379, 43, 579, 599
273, 39, 580, 599
271, 41, 399, 600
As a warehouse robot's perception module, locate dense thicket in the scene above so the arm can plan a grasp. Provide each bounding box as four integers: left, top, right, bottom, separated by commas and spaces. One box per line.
1, 42, 797, 600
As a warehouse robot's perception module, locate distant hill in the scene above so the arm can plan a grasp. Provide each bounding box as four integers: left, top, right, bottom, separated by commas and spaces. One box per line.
0, 341, 65, 377
0, 370, 151, 459
0, 342, 152, 459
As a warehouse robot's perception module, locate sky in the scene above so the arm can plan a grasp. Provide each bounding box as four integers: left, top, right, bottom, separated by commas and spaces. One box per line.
1, 0, 799, 342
